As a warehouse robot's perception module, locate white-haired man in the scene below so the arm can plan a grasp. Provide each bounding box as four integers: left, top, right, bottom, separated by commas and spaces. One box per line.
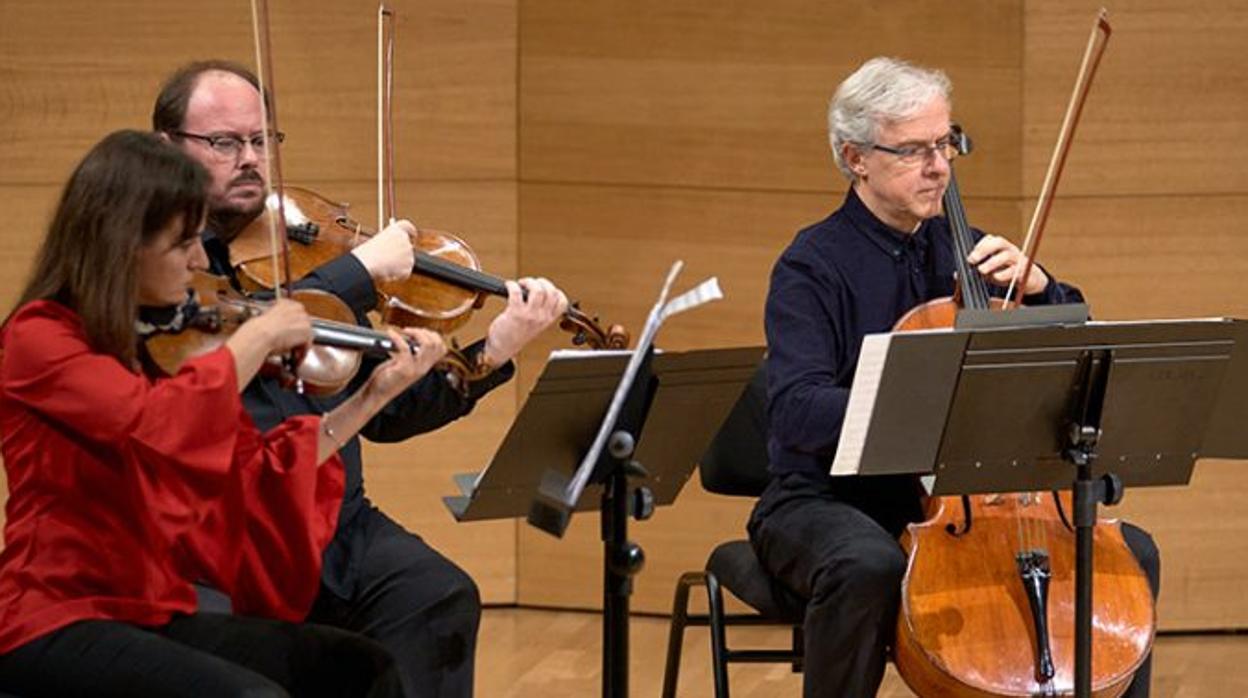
748, 56, 1159, 697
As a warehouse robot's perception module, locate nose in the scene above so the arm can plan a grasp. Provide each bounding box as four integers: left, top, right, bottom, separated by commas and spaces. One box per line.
189, 238, 210, 271
924, 148, 951, 177
236, 139, 262, 168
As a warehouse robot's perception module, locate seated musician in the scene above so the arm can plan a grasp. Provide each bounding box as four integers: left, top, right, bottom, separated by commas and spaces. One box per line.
153, 60, 569, 697
747, 56, 1161, 697
0, 130, 449, 696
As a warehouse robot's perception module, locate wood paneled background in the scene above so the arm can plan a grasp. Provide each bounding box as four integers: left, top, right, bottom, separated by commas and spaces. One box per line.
1, 0, 1245, 632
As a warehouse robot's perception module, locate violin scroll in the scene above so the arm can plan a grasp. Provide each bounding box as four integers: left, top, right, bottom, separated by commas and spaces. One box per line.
560, 304, 629, 350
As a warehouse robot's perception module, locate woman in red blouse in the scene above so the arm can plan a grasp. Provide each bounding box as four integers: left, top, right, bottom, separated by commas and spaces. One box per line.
0, 130, 446, 697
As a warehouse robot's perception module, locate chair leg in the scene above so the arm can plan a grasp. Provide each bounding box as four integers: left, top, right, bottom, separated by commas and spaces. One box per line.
663, 571, 705, 698
704, 571, 731, 698
791, 624, 804, 673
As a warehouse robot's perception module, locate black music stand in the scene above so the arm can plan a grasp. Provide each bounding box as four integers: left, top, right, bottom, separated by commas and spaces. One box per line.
833, 311, 1238, 698
443, 345, 764, 698
1200, 318, 1248, 459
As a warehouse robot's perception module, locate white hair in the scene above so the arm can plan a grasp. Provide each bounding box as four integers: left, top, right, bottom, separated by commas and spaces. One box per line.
828, 57, 952, 181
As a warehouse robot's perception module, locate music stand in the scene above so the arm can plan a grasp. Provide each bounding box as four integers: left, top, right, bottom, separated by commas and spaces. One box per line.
1200, 318, 1248, 459
833, 314, 1237, 698
443, 345, 764, 698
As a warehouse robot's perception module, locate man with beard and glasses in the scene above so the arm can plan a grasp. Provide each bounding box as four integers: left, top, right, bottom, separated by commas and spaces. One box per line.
153, 60, 569, 698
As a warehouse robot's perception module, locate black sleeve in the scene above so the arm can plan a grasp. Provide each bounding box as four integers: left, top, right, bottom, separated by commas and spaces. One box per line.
968, 227, 1087, 308
290, 254, 378, 322
356, 338, 516, 443
764, 251, 852, 459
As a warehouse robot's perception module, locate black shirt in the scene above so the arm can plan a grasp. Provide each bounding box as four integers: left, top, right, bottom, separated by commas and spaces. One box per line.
202, 232, 513, 598
763, 188, 1083, 483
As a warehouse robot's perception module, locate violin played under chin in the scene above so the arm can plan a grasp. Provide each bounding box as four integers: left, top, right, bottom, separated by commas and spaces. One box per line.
142, 271, 489, 396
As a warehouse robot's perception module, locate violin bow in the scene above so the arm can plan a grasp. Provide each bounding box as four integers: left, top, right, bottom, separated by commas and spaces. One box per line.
377, 2, 398, 232
249, 0, 295, 298
1005, 8, 1112, 308
250, 0, 309, 389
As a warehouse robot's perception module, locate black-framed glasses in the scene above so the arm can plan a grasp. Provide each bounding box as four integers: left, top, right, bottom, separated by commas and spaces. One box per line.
169, 130, 285, 159
869, 132, 959, 165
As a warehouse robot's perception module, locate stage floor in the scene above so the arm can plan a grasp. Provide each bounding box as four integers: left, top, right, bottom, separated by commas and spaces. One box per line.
476, 607, 1248, 696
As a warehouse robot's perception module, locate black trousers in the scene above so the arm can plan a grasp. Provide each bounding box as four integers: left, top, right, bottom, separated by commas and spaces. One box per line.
0, 613, 402, 698
306, 507, 481, 698
748, 472, 1161, 698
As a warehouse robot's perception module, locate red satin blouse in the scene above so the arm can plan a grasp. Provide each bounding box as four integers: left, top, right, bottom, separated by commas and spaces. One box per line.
0, 300, 344, 654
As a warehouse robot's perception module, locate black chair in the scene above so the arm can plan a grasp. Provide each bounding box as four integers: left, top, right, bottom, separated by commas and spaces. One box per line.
661, 364, 807, 698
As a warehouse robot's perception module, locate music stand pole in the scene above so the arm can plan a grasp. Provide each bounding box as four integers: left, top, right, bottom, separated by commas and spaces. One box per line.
597, 348, 658, 698
1064, 348, 1124, 698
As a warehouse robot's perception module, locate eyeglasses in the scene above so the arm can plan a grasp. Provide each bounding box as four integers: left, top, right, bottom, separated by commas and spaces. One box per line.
869, 132, 959, 165
169, 130, 285, 159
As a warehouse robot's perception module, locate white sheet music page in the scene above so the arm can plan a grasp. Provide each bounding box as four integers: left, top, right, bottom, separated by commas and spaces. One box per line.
561, 262, 722, 505
831, 332, 892, 476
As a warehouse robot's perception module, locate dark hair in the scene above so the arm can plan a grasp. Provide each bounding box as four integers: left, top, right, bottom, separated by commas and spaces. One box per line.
12, 130, 209, 365
152, 59, 262, 133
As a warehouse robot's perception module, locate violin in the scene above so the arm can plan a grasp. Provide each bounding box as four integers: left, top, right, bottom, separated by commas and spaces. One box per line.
227, 1, 626, 353
891, 13, 1155, 697
225, 186, 629, 350
143, 272, 487, 395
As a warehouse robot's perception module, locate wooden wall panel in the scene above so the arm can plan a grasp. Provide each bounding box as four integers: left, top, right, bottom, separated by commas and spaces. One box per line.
520, 1, 1023, 198
1115, 459, 1248, 631
1023, 1, 1248, 198
1024, 195, 1248, 320
0, 0, 515, 185
0, 184, 57, 315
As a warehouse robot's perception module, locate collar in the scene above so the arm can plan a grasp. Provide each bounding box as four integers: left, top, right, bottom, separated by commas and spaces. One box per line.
842, 187, 931, 262
136, 288, 199, 338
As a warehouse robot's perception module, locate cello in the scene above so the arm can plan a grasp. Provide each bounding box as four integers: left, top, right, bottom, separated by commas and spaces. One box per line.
891, 10, 1155, 697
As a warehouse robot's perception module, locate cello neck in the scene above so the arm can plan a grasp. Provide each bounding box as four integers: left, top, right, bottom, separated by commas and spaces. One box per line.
944, 167, 991, 311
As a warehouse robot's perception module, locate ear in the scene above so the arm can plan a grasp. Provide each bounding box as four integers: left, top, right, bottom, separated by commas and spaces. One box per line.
156, 130, 172, 144
842, 142, 868, 177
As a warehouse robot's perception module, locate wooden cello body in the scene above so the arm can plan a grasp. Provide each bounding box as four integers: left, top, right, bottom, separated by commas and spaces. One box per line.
890, 115, 1155, 695
894, 492, 1154, 697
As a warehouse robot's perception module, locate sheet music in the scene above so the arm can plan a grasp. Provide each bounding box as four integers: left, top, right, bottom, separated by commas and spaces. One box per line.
560, 262, 721, 505
661, 276, 723, 321
831, 332, 891, 476
549, 348, 636, 361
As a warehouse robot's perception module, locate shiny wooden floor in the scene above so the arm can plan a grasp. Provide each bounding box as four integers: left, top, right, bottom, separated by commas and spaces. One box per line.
476, 607, 1248, 697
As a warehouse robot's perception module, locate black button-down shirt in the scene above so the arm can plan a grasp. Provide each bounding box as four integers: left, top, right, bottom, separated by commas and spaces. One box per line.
763, 188, 1082, 483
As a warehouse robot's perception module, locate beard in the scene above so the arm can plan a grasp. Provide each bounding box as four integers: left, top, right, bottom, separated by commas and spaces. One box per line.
208, 171, 266, 241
